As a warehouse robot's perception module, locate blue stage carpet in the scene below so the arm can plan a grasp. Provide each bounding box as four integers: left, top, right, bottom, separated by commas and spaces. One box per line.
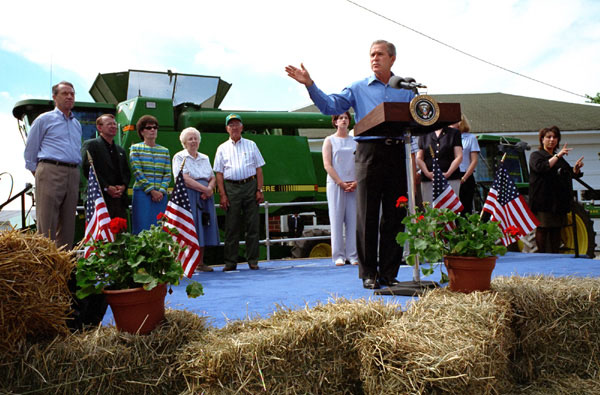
101, 252, 600, 329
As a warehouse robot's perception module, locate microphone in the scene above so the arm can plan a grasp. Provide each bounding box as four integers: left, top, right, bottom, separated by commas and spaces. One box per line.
389, 75, 427, 90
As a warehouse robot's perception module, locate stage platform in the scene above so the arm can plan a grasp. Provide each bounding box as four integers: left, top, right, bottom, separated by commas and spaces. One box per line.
102, 252, 600, 329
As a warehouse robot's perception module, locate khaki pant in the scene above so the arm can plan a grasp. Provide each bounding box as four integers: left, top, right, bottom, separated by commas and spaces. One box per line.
35, 162, 80, 249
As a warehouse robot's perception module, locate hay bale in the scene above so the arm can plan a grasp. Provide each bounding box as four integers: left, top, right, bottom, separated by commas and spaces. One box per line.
359, 289, 515, 395
492, 275, 600, 382
513, 372, 600, 394
0, 229, 74, 353
178, 298, 403, 394
0, 309, 208, 394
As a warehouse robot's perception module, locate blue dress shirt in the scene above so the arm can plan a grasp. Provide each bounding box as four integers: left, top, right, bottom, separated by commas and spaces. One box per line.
306, 74, 416, 124
24, 108, 82, 171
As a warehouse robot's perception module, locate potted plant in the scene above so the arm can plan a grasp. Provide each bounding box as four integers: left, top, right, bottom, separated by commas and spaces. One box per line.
396, 198, 514, 293
76, 215, 203, 334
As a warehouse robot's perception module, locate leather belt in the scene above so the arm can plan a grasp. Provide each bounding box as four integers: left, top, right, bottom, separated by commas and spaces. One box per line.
39, 159, 79, 168
383, 138, 403, 145
225, 175, 256, 185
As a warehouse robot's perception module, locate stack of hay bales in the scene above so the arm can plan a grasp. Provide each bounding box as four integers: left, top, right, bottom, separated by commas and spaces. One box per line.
359, 289, 515, 394
492, 275, 600, 383
0, 309, 208, 394
178, 298, 403, 394
0, 230, 74, 353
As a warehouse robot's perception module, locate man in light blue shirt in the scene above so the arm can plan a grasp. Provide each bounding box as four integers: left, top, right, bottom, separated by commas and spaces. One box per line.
286, 40, 415, 290
24, 81, 82, 249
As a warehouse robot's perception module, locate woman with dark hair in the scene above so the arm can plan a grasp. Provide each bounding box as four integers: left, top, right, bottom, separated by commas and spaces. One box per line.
129, 115, 171, 234
322, 111, 358, 266
529, 126, 584, 253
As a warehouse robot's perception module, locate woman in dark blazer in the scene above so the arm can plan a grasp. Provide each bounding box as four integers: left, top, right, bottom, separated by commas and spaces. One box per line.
529, 126, 584, 253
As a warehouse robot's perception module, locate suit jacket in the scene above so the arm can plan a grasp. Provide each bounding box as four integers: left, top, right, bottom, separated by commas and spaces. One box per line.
82, 136, 131, 200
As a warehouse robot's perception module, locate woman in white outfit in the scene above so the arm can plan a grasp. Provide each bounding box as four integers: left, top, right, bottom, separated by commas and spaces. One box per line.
322, 111, 358, 266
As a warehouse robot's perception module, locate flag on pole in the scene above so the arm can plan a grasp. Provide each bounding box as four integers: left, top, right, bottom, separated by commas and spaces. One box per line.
483, 162, 539, 246
432, 156, 463, 230
83, 165, 114, 258
164, 169, 201, 277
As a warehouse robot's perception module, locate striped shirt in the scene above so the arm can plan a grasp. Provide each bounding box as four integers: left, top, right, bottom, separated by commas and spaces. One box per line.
213, 137, 265, 181
130, 142, 171, 193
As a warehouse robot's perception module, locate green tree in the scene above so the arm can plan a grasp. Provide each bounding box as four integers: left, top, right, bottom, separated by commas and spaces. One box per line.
585, 92, 600, 104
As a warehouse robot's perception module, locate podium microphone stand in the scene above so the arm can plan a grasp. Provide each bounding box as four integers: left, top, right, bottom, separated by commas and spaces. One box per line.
353, 97, 461, 296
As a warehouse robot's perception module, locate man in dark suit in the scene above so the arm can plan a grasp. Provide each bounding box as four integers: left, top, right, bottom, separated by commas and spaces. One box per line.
82, 114, 131, 219
287, 213, 304, 238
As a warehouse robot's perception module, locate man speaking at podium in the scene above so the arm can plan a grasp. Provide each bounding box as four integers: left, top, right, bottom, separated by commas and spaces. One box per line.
286, 40, 416, 289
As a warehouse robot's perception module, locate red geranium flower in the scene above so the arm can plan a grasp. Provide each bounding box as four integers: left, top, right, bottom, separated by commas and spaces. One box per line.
157, 212, 165, 221
504, 226, 520, 237
396, 196, 408, 208
417, 215, 425, 222
109, 217, 127, 234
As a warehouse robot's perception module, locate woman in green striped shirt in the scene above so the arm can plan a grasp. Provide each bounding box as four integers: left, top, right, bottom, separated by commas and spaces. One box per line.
130, 115, 171, 234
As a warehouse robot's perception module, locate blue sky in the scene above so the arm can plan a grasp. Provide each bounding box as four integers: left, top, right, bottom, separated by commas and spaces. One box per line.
1, 0, 599, 208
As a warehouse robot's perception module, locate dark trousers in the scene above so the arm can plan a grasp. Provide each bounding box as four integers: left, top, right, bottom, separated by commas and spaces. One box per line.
105, 196, 128, 220
459, 174, 476, 215
224, 179, 260, 267
355, 141, 408, 280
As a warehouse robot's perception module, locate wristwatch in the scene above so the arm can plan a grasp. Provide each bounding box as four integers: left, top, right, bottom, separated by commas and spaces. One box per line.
257, 188, 263, 193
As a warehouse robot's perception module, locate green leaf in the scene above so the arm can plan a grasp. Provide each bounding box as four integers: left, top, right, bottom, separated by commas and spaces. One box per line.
186, 282, 204, 298
134, 269, 154, 284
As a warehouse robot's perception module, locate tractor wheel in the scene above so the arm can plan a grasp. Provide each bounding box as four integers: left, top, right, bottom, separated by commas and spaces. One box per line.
291, 229, 332, 258
517, 203, 596, 257
560, 203, 596, 258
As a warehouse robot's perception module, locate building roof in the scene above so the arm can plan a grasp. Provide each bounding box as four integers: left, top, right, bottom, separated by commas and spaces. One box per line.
296, 93, 600, 138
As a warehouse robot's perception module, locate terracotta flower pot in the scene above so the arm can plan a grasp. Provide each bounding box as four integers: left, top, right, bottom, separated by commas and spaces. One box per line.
103, 283, 167, 334
444, 255, 497, 293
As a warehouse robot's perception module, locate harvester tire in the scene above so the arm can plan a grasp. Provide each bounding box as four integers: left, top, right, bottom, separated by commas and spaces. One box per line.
517, 202, 596, 257
291, 229, 332, 258
561, 202, 596, 258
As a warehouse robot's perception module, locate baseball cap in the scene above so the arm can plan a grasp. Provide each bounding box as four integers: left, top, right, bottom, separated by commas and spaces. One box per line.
225, 113, 243, 125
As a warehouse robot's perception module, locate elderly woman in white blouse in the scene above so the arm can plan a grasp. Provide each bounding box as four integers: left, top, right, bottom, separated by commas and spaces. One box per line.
172, 127, 220, 272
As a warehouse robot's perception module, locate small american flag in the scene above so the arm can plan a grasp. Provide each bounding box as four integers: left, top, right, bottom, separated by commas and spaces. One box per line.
483, 162, 539, 246
432, 156, 463, 230
164, 169, 201, 277
83, 165, 114, 258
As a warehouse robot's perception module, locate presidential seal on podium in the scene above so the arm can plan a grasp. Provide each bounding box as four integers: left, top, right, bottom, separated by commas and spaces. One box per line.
409, 95, 440, 126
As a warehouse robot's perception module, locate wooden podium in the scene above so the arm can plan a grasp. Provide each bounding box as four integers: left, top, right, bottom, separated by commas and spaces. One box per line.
353, 99, 461, 296
354, 101, 462, 137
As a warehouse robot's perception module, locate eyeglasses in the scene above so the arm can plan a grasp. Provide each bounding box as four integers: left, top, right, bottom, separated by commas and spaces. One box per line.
143, 125, 158, 130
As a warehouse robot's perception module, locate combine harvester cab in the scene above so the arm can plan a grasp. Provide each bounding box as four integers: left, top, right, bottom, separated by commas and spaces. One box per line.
13, 69, 336, 258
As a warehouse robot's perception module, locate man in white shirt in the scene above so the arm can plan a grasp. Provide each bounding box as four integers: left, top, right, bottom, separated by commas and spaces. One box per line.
214, 114, 265, 271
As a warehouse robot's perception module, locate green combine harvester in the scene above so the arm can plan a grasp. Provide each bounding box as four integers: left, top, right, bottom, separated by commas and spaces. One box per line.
12, 70, 339, 261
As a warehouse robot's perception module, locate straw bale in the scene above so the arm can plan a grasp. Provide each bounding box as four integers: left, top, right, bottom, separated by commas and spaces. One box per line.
359, 288, 515, 395
0, 309, 208, 394
491, 275, 600, 382
178, 298, 403, 394
0, 229, 74, 353
512, 372, 600, 394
